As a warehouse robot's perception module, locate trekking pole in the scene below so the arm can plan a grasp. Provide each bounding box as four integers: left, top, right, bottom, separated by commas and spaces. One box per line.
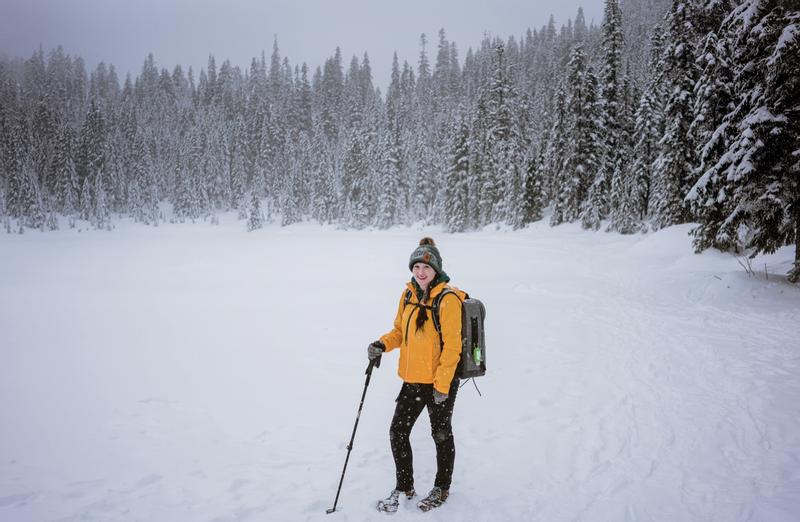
326, 354, 381, 514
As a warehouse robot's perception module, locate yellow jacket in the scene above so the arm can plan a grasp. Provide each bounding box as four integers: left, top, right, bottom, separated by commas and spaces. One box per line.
380, 281, 463, 394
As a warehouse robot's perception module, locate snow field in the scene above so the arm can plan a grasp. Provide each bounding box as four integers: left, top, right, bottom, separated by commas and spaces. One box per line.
1, 219, 798, 521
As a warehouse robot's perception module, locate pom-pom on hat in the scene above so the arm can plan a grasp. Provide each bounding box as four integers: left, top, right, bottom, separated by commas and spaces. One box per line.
408, 237, 445, 277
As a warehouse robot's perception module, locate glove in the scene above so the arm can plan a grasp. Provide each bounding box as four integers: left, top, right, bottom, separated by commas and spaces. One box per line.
368, 340, 385, 361
433, 389, 448, 405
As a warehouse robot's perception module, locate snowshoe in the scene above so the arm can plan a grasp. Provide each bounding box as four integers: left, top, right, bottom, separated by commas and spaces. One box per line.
376, 488, 416, 513
417, 487, 449, 512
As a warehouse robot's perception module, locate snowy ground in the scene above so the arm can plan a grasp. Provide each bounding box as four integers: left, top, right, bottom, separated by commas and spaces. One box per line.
1, 217, 798, 522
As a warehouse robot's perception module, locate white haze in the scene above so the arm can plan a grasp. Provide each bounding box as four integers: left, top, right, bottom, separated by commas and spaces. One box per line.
0, 0, 605, 91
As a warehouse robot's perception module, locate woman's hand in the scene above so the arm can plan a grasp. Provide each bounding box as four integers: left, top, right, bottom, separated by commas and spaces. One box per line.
368, 340, 385, 361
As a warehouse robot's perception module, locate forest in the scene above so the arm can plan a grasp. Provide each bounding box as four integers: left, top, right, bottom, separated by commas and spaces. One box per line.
0, 0, 797, 281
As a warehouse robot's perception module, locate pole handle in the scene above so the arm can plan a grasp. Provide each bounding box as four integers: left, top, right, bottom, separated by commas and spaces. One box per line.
367, 354, 381, 374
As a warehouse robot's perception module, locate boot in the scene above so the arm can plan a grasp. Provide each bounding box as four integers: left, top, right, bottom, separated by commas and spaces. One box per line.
376, 488, 416, 513
417, 486, 449, 512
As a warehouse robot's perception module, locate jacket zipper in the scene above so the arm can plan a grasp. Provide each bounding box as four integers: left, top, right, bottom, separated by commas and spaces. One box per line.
403, 292, 425, 378
403, 300, 415, 345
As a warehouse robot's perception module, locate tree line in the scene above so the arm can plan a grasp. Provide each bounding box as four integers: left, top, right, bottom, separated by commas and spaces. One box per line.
0, 0, 798, 281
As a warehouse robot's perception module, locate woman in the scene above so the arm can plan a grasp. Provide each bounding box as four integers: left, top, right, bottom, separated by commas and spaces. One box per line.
367, 237, 463, 513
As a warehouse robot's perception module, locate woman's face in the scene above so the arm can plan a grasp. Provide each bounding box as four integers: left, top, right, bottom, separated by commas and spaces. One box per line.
412, 263, 437, 291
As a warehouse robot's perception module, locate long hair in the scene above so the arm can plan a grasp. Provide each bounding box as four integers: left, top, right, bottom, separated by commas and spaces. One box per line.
414, 276, 438, 332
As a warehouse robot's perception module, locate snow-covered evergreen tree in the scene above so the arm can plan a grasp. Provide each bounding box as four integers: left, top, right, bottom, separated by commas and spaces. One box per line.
476, 42, 523, 226
19, 158, 46, 229
375, 128, 401, 229
651, 0, 699, 229
52, 125, 79, 216
76, 100, 106, 195
520, 147, 546, 226
608, 71, 639, 233
465, 96, 486, 229
444, 110, 470, 232
626, 89, 660, 228
547, 85, 571, 226
687, 0, 738, 251
93, 169, 110, 229
552, 46, 600, 225
583, 0, 625, 229
247, 191, 264, 231
0, 184, 9, 233
309, 134, 338, 225
689, 0, 800, 282
319, 48, 344, 141
340, 130, 369, 228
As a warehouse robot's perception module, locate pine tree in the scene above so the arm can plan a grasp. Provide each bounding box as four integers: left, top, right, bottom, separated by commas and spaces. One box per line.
1, 108, 26, 221
32, 99, 57, 194
693, 1, 800, 282
79, 175, 92, 222
476, 42, 523, 226
76, 100, 106, 193
432, 28, 456, 117
375, 128, 401, 229
128, 163, 145, 224
587, 0, 625, 227
173, 164, 192, 221
547, 85, 571, 226
341, 130, 370, 228
465, 96, 486, 229
521, 146, 546, 225
247, 191, 265, 231
310, 134, 338, 224
416, 33, 433, 112
279, 139, 302, 227
145, 161, 160, 226
19, 158, 46, 229
93, 169, 110, 229
651, 0, 699, 229
320, 48, 344, 141
229, 137, 247, 211
687, 1, 738, 251
621, 27, 668, 228
0, 184, 9, 233
627, 89, 660, 226
295, 63, 313, 135
502, 96, 529, 229
552, 46, 601, 225
608, 71, 639, 233
444, 110, 470, 232
52, 125, 79, 215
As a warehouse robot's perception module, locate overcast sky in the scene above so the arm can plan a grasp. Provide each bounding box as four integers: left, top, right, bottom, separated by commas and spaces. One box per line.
0, 0, 604, 91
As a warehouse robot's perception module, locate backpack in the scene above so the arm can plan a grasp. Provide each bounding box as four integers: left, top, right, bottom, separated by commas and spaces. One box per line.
404, 286, 487, 379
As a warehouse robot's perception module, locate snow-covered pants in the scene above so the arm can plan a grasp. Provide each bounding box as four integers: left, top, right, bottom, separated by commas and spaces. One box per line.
389, 379, 459, 492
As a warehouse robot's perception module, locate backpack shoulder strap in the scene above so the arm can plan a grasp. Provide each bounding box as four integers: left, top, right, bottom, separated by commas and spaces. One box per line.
431, 287, 463, 335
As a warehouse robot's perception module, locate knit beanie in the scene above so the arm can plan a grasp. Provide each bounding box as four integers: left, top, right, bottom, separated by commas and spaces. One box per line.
408, 237, 446, 278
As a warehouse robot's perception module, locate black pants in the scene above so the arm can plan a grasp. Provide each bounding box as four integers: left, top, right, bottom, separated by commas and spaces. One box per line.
389, 379, 459, 492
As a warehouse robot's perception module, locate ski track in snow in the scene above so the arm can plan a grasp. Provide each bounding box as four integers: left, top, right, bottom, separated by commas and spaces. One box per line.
0, 220, 798, 521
